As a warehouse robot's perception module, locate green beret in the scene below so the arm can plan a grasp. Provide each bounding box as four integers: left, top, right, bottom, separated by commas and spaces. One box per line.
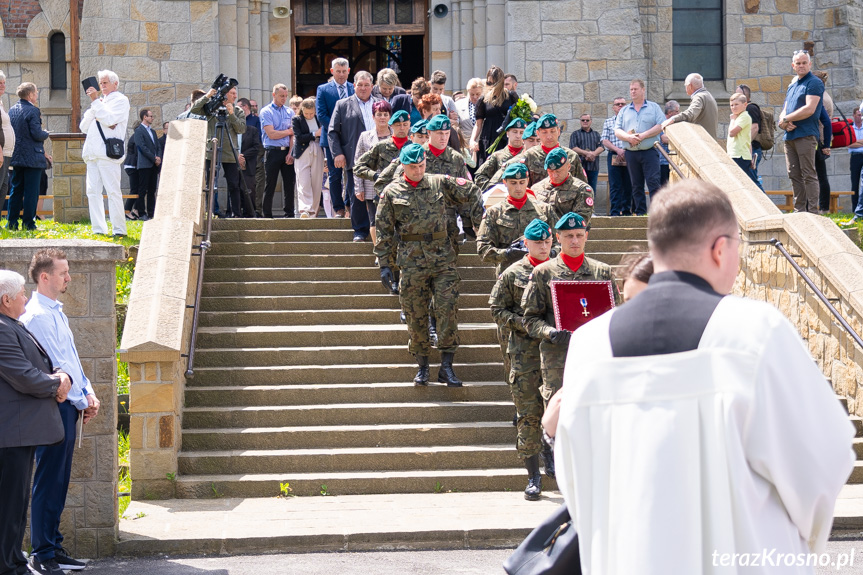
537, 113, 558, 129
505, 118, 527, 132
399, 143, 426, 165
410, 120, 428, 134
523, 122, 537, 139
544, 147, 568, 170
502, 162, 528, 180
426, 114, 451, 131
389, 110, 410, 125
524, 218, 552, 241
554, 212, 586, 231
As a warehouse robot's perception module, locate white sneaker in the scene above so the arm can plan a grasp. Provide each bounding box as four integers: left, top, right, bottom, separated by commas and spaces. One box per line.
300, 212, 310, 219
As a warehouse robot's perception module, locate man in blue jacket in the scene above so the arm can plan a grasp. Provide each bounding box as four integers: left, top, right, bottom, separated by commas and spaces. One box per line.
133, 108, 161, 220
316, 57, 354, 218
6, 82, 50, 231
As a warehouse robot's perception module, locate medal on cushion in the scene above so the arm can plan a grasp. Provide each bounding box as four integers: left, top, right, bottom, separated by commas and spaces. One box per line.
580, 297, 589, 317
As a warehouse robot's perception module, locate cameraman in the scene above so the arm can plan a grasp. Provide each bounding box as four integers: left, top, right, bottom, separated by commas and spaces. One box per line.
190, 83, 249, 218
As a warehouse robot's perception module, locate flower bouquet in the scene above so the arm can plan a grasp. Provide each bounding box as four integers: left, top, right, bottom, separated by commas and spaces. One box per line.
486, 93, 538, 154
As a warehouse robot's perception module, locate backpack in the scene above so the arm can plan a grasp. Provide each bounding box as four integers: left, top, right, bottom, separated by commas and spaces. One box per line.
756, 105, 775, 151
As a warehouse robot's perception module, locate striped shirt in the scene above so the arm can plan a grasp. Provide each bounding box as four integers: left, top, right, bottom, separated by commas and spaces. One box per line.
569, 128, 602, 172
601, 116, 625, 154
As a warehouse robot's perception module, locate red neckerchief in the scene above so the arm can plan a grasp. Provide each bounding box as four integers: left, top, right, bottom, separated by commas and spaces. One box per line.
551, 174, 571, 187
428, 145, 446, 157
507, 144, 523, 156
405, 175, 422, 188
541, 144, 559, 154
506, 194, 529, 210
526, 189, 536, 197
561, 252, 584, 273
527, 255, 548, 267
392, 136, 409, 150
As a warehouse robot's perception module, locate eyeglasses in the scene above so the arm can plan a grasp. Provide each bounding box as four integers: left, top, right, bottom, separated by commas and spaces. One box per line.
580, 119, 591, 122
711, 232, 745, 250
613, 102, 625, 107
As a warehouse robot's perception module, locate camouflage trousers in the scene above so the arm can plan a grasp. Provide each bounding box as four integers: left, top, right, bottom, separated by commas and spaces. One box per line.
496, 325, 512, 385
509, 350, 544, 459
399, 265, 460, 356
539, 342, 566, 406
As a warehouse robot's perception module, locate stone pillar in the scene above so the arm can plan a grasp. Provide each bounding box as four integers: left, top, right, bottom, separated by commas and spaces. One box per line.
237, 0, 251, 90
0, 240, 125, 558
49, 134, 89, 223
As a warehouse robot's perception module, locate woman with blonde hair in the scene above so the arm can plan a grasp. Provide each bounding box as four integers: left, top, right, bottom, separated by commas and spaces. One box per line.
469, 65, 519, 165
373, 68, 405, 101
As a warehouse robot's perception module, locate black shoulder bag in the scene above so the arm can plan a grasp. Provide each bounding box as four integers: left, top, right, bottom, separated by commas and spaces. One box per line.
503, 504, 581, 575
96, 120, 125, 159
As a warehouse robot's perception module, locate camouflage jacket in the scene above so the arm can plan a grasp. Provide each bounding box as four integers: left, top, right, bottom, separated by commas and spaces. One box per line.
353, 138, 401, 182
489, 256, 541, 356
374, 174, 482, 270
476, 196, 558, 276
474, 145, 523, 191
521, 145, 588, 187
532, 175, 595, 222
374, 144, 469, 198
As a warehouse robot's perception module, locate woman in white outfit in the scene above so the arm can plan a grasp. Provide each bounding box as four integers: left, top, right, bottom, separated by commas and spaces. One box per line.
291, 97, 324, 218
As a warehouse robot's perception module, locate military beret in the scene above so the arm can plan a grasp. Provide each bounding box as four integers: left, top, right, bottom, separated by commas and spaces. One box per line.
502, 162, 529, 180
524, 218, 552, 241
544, 147, 569, 170
537, 113, 558, 129
523, 122, 538, 139
389, 110, 410, 125
410, 120, 428, 134
426, 114, 451, 131
505, 118, 527, 132
399, 143, 426, 165
554, 212, 586, 230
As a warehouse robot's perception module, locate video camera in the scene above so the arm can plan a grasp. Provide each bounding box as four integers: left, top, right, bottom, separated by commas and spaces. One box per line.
203, 73, 239, 116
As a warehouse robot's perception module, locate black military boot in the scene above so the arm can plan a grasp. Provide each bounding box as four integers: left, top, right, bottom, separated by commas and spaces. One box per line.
524, 455, 542, 501
391, 269, 400, 295
437, 352, 463, 387
414, 356, 430, 386
428, 315, 438, 348
512, 412, 518, 427
540, 441, 556, 479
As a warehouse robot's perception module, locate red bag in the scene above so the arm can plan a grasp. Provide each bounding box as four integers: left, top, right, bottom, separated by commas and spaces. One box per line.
831, 104, 857, 148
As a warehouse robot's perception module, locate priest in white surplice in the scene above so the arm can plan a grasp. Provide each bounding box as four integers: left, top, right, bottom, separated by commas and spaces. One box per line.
554, 180, 855, 575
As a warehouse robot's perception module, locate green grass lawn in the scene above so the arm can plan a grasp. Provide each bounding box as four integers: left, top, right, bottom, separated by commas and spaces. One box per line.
0, 218, 144, 247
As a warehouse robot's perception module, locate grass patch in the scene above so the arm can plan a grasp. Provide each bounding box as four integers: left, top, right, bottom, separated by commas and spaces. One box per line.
0, 218, 143, 247
118, 429, 131, 517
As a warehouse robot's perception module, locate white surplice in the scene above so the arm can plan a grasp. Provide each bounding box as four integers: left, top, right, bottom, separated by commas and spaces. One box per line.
555, 296, 855, 575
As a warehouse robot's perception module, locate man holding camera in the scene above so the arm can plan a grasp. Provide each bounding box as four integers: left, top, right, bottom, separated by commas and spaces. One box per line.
191, 80, 249, 218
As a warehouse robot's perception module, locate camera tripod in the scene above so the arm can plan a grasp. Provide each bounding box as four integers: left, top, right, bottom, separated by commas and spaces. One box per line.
205, 107, 255, 217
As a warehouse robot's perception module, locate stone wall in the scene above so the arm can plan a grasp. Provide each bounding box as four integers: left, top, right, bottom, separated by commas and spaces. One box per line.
0, 239, 125, 558
49, 133, 88, 222
666, 122, 863, 414
119, 119, 208, 500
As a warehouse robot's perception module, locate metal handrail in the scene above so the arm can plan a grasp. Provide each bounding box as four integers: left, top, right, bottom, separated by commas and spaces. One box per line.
184, 138, 219, 378
654, 141, 686, 179
746, 238, 863, 350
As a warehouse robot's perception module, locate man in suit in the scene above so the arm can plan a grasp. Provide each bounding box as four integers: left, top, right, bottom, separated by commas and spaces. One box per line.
455, 78, 484, 149
661, 72, 719, 140
133, 108, 161, 220
316, 57, 354, 218
0, 270, 70, 575
329, 71, 380, 242
237, 99, 264, 216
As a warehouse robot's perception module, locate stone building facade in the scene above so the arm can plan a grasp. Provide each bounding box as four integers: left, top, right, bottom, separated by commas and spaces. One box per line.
2, 0, 862, 190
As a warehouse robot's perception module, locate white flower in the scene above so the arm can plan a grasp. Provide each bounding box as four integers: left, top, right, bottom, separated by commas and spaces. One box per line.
522, 94, 537, 113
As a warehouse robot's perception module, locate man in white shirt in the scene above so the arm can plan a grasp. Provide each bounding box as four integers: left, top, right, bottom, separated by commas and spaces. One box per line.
80, 69, 130, 236
555, 179, 855, 575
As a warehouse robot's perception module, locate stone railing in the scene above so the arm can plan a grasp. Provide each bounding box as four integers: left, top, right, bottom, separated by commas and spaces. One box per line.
666, 123, 863, 415
118, 119, 208, 499
0, 240, 125, 558
49, 133, 89, 223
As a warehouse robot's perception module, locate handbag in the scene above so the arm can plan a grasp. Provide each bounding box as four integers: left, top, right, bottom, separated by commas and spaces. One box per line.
96, 121, 125, 159
831, 103, 856, 148
502, 504, 581, 575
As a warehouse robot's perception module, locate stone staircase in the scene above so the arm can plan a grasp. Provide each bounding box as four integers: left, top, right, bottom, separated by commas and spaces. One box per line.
171, 216, 649, 499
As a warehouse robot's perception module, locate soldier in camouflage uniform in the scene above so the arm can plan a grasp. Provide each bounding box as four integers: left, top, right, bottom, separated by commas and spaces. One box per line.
521, 212, 622, 475
474, 118, 527, 191
521, 113, 588, 187
375, 143, 483, 387
522, 121, 540, 151
532, 146, 596, 221
489, 218, 554, 500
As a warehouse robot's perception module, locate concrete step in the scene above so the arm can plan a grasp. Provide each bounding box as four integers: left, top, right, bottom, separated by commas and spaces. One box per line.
851, 461, 863, 484
195, 323, 498, 348
852, 416, 863, 438
178, 444, 518, 475
170, 468, 557, 498
206, 252, 632, 269
193, 344, 502, 368
203, 266, 497, 282
201, 279, 498, 297
199, 293, 493, 312
198, 307, 494, 327
213, 218, 355, 230
184, 381, 511, 406
188, 361, 505, 386
181, 421, 516, 451
182, 400, 513, 428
